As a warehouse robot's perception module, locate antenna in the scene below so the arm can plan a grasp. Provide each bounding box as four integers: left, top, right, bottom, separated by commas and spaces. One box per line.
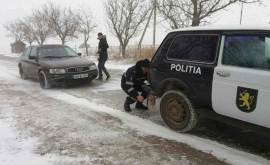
240, 3, 243, 25
153, 0, 157, 53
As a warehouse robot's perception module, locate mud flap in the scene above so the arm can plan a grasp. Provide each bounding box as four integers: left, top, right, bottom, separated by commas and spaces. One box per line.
147, 90, 156, 107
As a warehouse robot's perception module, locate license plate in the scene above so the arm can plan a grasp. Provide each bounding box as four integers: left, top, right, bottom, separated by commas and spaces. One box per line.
73, 73, 88, 79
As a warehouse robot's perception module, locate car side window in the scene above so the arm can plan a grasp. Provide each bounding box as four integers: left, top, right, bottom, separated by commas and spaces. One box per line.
223, 35, 270, 70
167, 35, 219, 63
24, 47, 31, 57
30, 47, 36, 56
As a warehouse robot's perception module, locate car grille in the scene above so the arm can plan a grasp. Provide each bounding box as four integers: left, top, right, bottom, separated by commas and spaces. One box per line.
66, 66, 90, 73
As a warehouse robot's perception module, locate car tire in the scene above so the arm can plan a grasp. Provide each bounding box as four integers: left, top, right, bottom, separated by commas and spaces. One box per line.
19, 65, 28, 80
39, 71, 51, 89
160, 90, 198, 132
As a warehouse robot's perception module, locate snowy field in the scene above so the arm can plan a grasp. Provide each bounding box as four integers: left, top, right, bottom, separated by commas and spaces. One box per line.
0, 54, 269, 165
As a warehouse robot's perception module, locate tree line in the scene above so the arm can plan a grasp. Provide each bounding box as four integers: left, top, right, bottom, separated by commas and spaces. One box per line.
4, 0, 262, 57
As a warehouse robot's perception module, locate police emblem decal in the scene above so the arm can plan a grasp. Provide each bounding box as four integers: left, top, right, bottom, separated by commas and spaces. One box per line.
236, 87, 258, 113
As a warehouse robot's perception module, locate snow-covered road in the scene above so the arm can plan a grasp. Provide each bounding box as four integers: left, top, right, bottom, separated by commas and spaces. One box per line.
0, 54, 269, 165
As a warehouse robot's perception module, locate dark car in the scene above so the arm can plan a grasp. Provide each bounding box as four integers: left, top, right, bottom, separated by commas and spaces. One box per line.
18, 44, 98, 89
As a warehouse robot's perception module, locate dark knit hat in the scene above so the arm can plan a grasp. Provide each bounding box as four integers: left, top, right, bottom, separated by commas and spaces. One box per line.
98, 32, 103, 36
141, 59, 150, 68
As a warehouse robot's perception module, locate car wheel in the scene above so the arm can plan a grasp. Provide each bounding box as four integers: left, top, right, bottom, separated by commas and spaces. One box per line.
19, 65, 28, 79
39, 71, 51, 89
160, 90, 198, 132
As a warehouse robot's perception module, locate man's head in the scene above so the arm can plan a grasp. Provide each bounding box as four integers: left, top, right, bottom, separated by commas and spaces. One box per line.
141, 59, 150, 74
98, 32, 103, 39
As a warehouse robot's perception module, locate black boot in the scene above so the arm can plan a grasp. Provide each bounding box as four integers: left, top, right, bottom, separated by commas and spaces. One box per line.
106, 75, 111, 81
135, 102, 148, 110
124, 100, 131, 112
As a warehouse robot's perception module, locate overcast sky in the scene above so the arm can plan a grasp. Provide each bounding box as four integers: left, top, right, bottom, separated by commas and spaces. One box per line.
0, 0, 270, 53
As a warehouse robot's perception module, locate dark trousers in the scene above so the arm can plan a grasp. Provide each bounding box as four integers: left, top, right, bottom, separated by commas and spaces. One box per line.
121, 84, 149, 104
98, 60, 109, 78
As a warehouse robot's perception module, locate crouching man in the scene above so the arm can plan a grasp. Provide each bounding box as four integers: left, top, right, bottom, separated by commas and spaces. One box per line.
121, 59, 150, 112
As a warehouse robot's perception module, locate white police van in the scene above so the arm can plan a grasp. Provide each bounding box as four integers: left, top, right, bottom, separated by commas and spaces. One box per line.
149, 25, 270, 132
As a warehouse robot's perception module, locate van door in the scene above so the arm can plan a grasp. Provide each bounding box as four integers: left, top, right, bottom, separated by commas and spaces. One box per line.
212, 33, 270, 128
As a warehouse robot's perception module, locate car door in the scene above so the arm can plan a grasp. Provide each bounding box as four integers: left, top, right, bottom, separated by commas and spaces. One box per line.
212, 32, 270, 129
20, 47, 31, 75
27, 47, 40, 79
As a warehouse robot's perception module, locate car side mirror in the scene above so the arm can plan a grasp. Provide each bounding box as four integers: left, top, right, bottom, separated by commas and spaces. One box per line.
29, 55, 37, 60
78, 53, 82, 56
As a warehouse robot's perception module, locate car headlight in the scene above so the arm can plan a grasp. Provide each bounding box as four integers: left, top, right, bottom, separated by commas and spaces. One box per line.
49, 69, 66, 74
89, 64, 97, 71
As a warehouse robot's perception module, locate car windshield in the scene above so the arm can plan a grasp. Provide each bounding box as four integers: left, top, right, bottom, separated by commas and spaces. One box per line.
37, 46, 78, 58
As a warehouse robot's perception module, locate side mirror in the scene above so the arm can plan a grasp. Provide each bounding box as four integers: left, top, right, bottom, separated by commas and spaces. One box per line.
29, 55, 37, 60
78, 53, 82, 56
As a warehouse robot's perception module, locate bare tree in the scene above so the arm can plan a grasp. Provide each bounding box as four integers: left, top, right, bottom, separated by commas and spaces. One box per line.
76, 6, 98, 56
43, 2, 79, 45
28, 9, 54, 45
157, 0, 262, 29
19, 19, 35, 46
3, 21, 24, 42
104, 0, 149, 58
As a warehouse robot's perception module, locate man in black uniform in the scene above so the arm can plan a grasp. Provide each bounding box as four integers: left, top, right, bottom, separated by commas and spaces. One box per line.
96, 32, 110, 81
121, 59, 150, 112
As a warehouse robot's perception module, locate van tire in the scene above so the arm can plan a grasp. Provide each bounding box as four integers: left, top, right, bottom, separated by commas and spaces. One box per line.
160, 90, 198, 132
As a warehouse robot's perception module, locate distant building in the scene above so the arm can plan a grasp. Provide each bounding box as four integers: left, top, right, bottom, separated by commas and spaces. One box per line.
11, 41, 26, 53
79, 43, 90, 49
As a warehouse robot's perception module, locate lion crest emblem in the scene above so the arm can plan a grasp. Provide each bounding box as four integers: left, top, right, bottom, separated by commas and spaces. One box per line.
236, 87, 258, 113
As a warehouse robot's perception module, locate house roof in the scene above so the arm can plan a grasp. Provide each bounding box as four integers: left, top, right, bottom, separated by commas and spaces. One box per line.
11, 40, 26, 46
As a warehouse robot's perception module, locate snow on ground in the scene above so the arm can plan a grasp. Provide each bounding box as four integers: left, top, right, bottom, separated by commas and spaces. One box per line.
0, 107, 89, 165
93, 77, 122, 92
0, 56, 269, 165
86, 56, 133, 71
1, 53, 20, 58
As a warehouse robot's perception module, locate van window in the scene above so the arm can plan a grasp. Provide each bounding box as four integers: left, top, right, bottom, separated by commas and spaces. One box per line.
167, 35, 219, 63
223, 35, 270, 70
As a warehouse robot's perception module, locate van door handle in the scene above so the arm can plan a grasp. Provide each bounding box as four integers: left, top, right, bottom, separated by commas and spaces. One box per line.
216, 71, 230, 77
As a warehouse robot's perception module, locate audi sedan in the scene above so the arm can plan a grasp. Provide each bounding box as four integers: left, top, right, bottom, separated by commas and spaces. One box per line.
18, 44, 98, 89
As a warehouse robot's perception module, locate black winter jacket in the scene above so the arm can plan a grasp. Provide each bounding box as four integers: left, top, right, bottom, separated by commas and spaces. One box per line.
98, 35, 109, 61
121, 60, 148, 98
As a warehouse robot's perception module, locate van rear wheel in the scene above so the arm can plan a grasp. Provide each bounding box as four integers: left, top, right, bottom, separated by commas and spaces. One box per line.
160, 90, 198, 132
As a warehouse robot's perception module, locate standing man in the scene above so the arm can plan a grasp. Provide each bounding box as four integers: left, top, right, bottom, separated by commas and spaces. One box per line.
121, 59, 151, 112
96, 32, 110, 81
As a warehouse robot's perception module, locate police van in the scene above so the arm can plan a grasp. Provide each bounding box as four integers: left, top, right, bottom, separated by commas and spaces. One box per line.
149, 25, 270, 132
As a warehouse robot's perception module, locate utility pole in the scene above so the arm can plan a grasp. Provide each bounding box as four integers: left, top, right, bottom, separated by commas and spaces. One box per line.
138, 9, 154, 56
240, 3, 243, 25
153, 0, 157, 53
